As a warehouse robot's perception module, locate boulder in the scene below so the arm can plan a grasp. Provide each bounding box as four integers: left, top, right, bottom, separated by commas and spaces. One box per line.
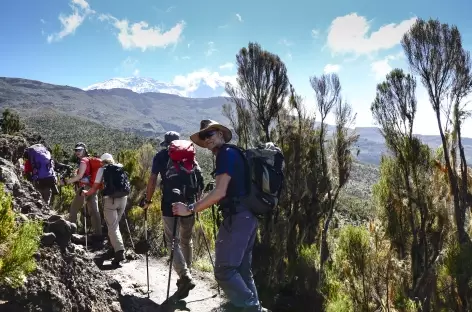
40, 232, 56, 247
44, 215, 76, 247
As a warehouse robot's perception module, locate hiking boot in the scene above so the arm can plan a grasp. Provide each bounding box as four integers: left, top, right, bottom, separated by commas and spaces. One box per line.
111, 250, 125, 265
94, 247, 114, 266
98, 247, 114, 259
173, 275, 196, 300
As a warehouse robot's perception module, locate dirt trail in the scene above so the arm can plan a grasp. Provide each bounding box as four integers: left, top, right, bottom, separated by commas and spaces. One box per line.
98, 252, 234, 312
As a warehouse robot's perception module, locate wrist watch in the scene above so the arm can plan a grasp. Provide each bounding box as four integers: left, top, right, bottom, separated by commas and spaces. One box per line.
187, 203, 196, 214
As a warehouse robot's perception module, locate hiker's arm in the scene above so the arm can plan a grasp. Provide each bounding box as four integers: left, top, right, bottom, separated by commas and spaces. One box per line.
83, 168, 103, 196
144, 154, 162, 204
66, 162, 86, 184
192, 173, 230, 213
83, 182, 100, 196
145, 173, 158, 202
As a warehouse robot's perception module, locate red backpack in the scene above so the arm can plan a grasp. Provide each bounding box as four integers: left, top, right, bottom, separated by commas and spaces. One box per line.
81, 156, 103, 189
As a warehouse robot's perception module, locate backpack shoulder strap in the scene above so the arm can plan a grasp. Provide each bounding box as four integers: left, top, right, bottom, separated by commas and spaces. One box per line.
222, 144, 251, 196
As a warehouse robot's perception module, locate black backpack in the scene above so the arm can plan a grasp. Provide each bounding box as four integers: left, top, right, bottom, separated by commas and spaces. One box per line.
163, 158, 200, 204
225, 142, 285, 217
102, 164, 131, 198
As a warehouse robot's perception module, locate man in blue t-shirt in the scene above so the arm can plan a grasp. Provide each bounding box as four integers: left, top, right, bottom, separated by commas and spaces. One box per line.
143, 131, 204, 300
172, 120, 269, 312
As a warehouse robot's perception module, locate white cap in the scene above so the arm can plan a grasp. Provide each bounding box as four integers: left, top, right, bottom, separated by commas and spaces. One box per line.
100, 153, 114, 162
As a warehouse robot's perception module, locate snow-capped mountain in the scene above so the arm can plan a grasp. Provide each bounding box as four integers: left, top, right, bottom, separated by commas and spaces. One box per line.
84, 76, 229, 98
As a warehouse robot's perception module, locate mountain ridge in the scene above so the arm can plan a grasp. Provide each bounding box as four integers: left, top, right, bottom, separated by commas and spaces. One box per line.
84, 76, 229, 98
2, 76, 471, 165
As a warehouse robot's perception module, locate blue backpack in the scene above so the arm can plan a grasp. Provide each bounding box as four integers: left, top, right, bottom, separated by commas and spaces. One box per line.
27, 144, 55, 181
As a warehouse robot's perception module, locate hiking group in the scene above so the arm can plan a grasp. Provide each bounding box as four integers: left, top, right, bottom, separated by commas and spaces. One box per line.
20, 119, 285, 312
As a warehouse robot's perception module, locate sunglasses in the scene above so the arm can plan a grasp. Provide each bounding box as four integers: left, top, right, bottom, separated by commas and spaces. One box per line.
199, 130, 217, 140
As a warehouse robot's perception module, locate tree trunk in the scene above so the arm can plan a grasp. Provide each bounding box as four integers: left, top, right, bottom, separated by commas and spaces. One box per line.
436, 111, 470, 310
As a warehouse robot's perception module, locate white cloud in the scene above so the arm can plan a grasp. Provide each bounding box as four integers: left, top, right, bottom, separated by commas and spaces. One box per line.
47, 0, 94, 43
311, 29, 320, 38
205, 41, 217, 56
172, 69, 237, 96
287, 53, 293, 61
236, 13, 243, 22
219, 62, 234, 70
326, 13, 417, 55
371, 59, 392, 80
324, 64, 341, 74
370, 52, 404, 80
133, 69, 140, 76
40, 19, 46, 24
182, 56, 191, 60
100, 14, 185, 51
278, 38, 293, 47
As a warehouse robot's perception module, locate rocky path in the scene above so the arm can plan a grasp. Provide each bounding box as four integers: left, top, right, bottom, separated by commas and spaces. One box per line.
101, 253, 231, 312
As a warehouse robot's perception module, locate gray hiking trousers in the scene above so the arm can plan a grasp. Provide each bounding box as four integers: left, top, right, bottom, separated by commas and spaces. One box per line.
214, 209, 260, 308
69, 185, 102, 235
103, 196, 127, 252
163, 215, 195, 280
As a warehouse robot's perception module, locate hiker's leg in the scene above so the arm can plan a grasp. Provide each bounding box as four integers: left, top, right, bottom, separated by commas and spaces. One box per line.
103, 197, 124, 252
69, 189, 84, 224
163, 216, 189, 278
87, 192, 102, 235
239, 218, 259, 303
38, 186, 52, 206
214, 210, 259, 308
179, 215, 195, 271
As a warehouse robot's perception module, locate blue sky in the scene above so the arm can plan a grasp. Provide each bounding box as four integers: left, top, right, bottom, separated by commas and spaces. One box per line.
1, 0, 472, 136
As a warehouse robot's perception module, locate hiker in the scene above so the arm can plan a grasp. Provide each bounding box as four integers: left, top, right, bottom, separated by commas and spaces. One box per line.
22, 144, 58, 205
172, 120, 269, 312
82, 153, 130, 265
143, 131, 204, 300
62, 142, 103, 240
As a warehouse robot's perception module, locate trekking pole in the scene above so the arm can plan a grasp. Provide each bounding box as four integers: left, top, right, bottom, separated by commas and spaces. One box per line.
166, 215, 178, 301
144, 208, 150, 298
138, 194, 151, 298
124, 215, 135, 250
165, 188, 181, 302
196, 212, 220, 296
79, 186, 87, 250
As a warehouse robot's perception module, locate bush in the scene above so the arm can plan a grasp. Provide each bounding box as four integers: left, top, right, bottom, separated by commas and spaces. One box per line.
52, 184, 76, 214
0, 109, 25, 135
0, 184, 42, 288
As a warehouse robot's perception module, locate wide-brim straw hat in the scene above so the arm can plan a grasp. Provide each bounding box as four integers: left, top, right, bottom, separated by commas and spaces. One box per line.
190, 119, 232, 148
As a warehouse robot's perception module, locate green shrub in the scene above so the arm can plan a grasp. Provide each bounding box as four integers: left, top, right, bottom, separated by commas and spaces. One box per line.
52, 184, 76, 214
0, 184, 42, 288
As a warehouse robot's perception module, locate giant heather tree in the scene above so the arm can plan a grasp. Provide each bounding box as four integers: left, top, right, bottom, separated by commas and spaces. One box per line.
402, 19, 472, 309
371, 69, 447, 310
225, 42, 289, 144
309, 74, 359, 275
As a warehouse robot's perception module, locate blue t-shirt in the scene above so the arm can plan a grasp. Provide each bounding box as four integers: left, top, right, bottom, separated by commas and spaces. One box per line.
215, 145, 247, 207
